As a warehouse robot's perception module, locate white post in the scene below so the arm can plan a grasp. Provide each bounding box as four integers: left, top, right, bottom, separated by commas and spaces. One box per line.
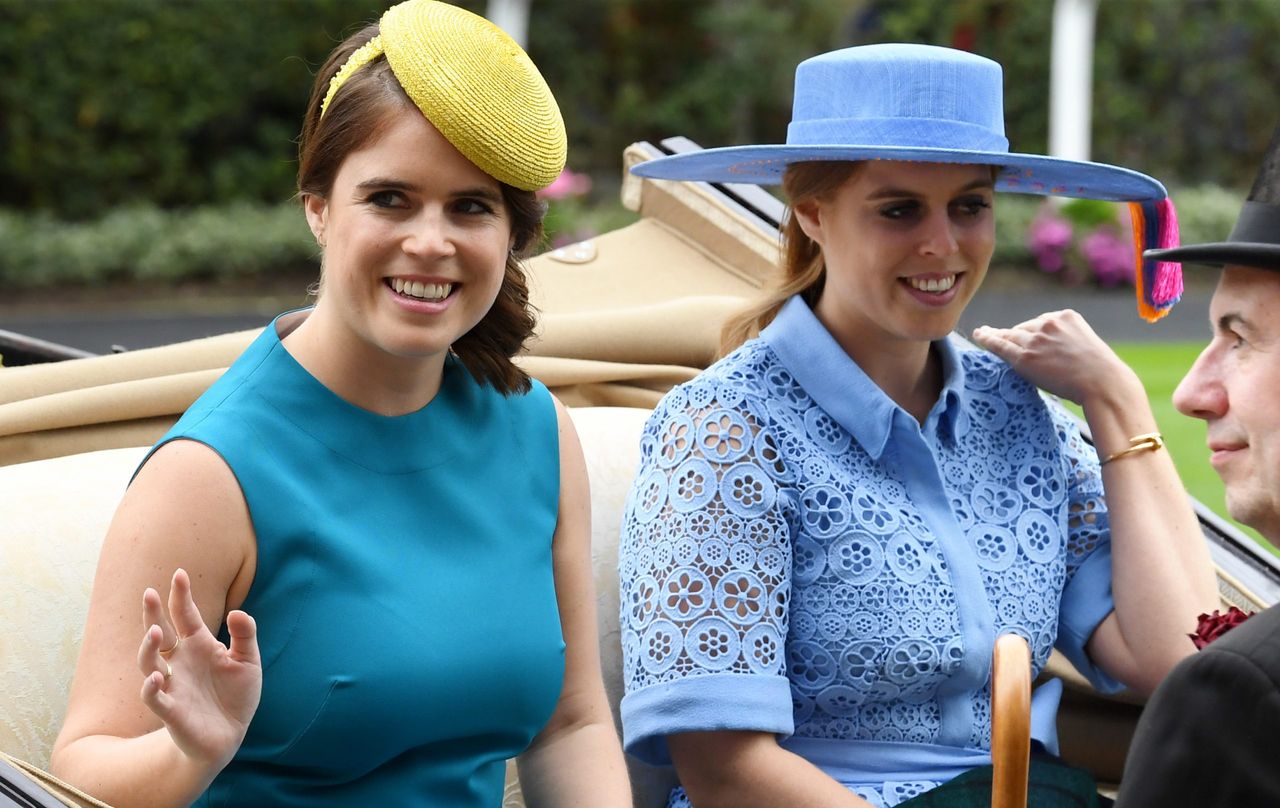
486, 0, 531, 49
1049, 0, 1098, 162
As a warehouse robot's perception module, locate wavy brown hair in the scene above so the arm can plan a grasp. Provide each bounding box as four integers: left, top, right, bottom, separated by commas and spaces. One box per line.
719, 161, 862, 355
297, 24, 543, 395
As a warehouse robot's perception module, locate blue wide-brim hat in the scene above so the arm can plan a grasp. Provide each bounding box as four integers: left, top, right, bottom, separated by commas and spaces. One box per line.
633, 43, 1165, 202
632, 43, 1184, 321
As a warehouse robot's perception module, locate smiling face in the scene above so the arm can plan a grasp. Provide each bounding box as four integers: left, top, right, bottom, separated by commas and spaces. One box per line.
795, 160, 995, 355
302, 108, 512, 365
1173, 265, 1280, 542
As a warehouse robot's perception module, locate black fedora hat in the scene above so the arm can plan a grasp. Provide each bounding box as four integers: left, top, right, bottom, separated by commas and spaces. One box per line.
1146, 125, 1280, 270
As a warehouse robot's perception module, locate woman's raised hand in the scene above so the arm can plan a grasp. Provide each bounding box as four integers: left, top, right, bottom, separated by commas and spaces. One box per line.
137, 568, 262, 769
971, 309, 1140, 406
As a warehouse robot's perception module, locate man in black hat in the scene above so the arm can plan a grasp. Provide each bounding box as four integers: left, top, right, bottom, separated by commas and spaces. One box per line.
1117, 126, 1280, 806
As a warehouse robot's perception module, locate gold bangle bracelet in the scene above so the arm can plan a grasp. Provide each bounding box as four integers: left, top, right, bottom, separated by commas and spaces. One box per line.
1100, 432, 1165, 466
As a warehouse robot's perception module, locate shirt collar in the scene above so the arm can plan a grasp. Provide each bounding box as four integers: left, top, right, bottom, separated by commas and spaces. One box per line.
760, 295, 966, 460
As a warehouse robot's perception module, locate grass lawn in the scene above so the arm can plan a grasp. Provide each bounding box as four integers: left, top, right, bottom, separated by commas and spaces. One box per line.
1099, 342, 1277, 557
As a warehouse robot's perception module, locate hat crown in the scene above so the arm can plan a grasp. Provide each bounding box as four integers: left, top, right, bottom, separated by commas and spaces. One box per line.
786, 44, 1009, 152
1246, 126, 1280, 206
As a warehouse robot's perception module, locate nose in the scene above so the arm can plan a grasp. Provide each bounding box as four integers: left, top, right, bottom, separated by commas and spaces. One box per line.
917, 210, 959, 258
1172, 346, 1227, 421
401, 209, 457, 258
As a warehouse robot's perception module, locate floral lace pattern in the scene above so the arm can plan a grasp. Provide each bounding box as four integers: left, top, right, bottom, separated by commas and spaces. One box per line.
620, 337, 1109, 803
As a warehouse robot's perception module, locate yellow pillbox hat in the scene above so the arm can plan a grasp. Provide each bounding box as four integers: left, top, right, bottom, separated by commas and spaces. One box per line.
321, 0, 567, 192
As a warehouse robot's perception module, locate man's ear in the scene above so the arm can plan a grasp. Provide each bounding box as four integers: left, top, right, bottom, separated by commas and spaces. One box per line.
792, 198, 825, 248
302, 193, 328, 247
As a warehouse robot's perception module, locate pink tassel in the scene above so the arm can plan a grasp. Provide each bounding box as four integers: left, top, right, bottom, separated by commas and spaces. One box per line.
1150, 197, 1184, 307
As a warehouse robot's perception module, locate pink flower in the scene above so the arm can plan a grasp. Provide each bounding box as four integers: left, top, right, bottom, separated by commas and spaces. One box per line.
1080, 228, 1135, 287
538, 168, 592, 200
1027, 214, 1072, 273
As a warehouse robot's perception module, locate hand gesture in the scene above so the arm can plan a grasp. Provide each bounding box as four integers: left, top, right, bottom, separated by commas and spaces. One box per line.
971, 309, 1139, 406
137, 568, 262, 769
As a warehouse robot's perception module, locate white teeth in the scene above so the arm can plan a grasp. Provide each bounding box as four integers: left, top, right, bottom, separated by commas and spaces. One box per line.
908, 275, 956, 293
391, 278, 453, 301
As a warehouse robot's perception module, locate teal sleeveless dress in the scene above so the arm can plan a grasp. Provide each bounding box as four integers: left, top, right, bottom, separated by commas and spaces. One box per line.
142, 313, 566, 806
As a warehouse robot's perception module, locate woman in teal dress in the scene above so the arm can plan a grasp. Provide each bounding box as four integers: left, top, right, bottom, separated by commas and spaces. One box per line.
48, 2, 631, 806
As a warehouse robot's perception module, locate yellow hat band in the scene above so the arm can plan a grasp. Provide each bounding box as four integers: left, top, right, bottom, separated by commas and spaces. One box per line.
318, 0, 566, 192
319, 35, 385, 120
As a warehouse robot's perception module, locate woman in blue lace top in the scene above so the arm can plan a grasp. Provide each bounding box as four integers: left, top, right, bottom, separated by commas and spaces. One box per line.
618, 44, 1219, 807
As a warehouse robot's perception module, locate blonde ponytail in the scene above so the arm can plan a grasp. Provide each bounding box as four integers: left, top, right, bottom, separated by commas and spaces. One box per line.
718, 161, 862, 356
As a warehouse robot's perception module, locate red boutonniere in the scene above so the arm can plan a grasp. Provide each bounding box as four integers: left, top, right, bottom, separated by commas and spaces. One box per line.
1189, 607, 1256, 650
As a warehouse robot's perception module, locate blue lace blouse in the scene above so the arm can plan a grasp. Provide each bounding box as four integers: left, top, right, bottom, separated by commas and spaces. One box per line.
619, 296, 1121, 807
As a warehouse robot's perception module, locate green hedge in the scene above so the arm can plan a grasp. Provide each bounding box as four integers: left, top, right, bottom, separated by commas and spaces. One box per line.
990, 184, 1244, 275
0, 203, 319, 288
0, 183, 1244, 292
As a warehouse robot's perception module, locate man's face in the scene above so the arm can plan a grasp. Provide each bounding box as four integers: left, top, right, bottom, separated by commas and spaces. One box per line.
1174, 265, 1280, 542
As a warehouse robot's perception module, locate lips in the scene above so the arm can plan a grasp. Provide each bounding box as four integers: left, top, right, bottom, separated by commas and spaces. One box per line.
1208, 439, 1247, 468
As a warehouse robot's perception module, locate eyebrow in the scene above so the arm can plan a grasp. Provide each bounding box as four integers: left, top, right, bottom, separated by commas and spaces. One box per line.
355, 177, 418, 194
353, 178, 504, 203
1216, 312, 1250, 334
865, 178, 994, 201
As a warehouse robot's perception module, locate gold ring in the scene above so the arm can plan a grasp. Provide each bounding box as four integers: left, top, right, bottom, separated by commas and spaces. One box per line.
159, 635, 181, 658
163, 660, 173, 680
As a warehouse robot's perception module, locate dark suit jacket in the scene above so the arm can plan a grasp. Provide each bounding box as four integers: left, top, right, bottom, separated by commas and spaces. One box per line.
1116, 603, 1280, 807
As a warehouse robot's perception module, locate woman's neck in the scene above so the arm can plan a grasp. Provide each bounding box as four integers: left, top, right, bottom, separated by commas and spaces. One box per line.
814, 302, 944, 426
278, 306, 446, 416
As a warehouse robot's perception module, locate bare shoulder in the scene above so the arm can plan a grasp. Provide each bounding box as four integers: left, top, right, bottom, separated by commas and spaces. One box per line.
549, 396, 586, 478
548, 395, 589, 541
107, 438, 256, 613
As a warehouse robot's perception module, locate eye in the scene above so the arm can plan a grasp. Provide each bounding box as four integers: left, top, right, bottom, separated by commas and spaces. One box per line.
952, 195, 992, 218
453, 197, 497, 216
366, 190, 406, 208
878, 200, 920, 221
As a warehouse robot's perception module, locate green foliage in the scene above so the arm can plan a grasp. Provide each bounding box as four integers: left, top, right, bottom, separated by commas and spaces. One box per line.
990, 194, 1041, 268
864, 0, 1280, 191
542, 193, 639, 248
0, 0, 396, 218
2, 0, 1277, 221
1058, 198, 1118, 230
1166, 183, 1244, 249
0, 203, 318, 288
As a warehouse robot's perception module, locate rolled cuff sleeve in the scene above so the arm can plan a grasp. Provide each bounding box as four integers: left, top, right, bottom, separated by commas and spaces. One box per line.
621, 673, 795, 766
1056, 545, 1123, 693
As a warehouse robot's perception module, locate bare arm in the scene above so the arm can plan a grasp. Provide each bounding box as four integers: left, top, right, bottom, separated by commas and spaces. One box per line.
50, 440, 260, 807
668, 731, 874, 808
973, 311, 1219, 694
515, 400, 631, 807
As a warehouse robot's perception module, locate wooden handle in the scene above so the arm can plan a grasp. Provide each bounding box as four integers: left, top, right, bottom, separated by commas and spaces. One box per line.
991, 633, 1032, 808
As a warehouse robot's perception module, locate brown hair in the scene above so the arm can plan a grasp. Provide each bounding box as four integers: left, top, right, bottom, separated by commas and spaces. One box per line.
719, 161, 862, 355
297, 24, 544, 395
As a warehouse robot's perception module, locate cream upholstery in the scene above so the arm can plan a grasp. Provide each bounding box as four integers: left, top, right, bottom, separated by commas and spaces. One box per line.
0, 407, 674, 808
0, 446, 146, 769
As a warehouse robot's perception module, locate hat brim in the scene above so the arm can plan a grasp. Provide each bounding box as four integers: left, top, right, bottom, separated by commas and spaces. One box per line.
1144, 242, 1280, 270
630, 144, 1166, 202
